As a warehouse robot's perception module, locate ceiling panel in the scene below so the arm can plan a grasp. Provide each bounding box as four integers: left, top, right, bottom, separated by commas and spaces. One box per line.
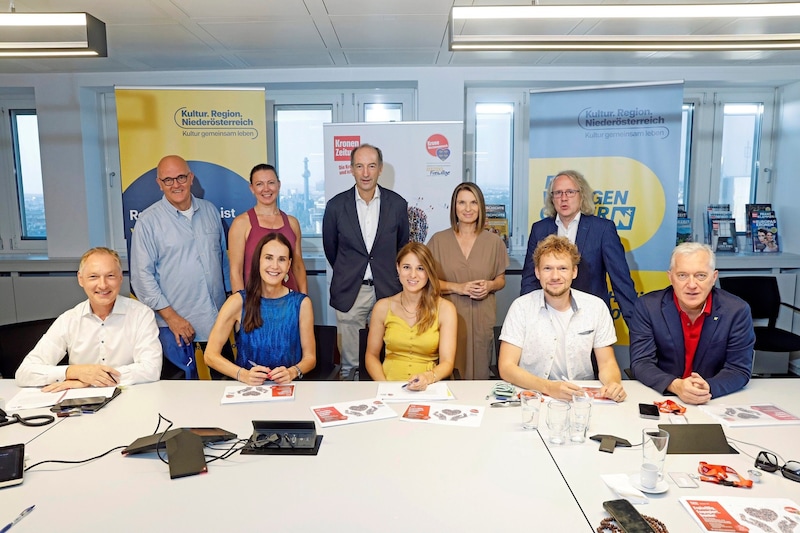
199, 20, 326, 50
236, 51, 335, 68
333, 15, 448, 48
344, 50, 441, 66
169, 0, 310, 19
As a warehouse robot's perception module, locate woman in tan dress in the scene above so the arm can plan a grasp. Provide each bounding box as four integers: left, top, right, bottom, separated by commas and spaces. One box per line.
428, 183, 509, 379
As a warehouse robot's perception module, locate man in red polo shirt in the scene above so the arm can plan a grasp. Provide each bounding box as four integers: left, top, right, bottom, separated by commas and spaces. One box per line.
629, 243, 755, 404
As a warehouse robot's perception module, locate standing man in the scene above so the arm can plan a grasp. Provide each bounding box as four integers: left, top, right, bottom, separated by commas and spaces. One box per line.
130, 155, 228, 378
629, 243, 755, 404
499, 235, 626, 402
16, 247, 161, 390
520, 170, 637, 323
323, 143, 409, 378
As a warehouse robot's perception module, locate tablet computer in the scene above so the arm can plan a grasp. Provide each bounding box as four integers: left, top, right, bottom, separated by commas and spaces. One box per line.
0, 443, 25, 489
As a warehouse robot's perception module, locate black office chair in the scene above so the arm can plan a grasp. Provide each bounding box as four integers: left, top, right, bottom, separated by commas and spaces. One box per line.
719, 276, 800, 374
490, 325, 503, 379
0, 318, 58, 379
304, 325, 342, 381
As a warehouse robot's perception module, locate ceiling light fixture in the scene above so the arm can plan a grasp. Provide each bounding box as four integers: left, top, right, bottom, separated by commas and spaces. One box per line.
0, 12, 107, 57
449, 3, 800, 52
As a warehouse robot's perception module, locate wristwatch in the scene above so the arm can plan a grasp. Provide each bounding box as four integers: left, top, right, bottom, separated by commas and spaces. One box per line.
293, 365, 303, 380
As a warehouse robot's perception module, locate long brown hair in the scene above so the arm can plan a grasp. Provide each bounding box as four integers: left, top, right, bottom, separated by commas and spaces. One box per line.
397, 242, 440, 333
243, 232, 293, 333
449, 182, 487, 233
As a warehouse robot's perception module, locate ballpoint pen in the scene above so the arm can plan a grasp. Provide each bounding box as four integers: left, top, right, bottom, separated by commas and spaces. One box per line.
0, 505, 35, 533
402, 378, 420, 389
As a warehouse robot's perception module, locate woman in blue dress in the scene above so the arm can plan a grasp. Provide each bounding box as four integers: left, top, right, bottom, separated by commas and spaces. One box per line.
205, 233, 315, 384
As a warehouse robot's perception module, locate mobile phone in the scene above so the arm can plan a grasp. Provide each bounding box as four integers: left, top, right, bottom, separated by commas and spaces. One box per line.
603, 499, 657, 533
639, 403, 660, 420
59, 397, 106, 408
0, 443, 25, 489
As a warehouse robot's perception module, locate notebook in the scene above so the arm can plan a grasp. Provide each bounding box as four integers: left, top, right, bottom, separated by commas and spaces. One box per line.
658, 423, 737, 454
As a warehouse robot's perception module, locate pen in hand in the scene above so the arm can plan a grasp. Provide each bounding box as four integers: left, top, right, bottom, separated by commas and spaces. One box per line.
402, 378, 420, 389
1, 505, 35, 533
248, 360, 272, 379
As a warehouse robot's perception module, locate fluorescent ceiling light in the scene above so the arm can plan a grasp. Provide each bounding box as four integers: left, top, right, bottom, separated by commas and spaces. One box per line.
450, 3, 800, 52
0, 12, 107, 57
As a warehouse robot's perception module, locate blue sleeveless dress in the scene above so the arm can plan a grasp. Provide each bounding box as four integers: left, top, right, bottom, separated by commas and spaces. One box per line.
235, 290, 306, 369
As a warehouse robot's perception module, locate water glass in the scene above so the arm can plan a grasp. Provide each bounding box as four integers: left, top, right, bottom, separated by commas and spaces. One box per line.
546, 400, 571, 445
520, 390, 542, 430
569, 392, 592, 443
642, 428, 670, 481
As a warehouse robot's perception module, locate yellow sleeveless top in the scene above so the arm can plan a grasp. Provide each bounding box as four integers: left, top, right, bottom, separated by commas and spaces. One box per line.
382, 308, 440, 381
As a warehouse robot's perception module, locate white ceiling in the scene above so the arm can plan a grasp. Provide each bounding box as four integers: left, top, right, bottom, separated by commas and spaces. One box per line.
1, 0, 799, 74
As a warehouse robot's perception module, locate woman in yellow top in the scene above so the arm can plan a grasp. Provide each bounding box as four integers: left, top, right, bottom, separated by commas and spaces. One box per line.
365, 242, 457, 390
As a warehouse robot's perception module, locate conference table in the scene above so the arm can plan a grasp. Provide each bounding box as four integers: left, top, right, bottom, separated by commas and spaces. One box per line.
1, 378, 799, 532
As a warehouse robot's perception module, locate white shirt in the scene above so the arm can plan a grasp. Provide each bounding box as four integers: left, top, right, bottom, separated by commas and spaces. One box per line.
355, 186, 381, 281
15, 297, 162, 387
499, 288, 616, 380
556, 211, 581, 244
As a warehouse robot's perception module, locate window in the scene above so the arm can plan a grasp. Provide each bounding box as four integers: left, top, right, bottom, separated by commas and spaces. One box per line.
0, 97, 46, 253
364, 103, 403, 122
678, 103, 695, 207
474, 103, 514, 227
719, 103, 764, 230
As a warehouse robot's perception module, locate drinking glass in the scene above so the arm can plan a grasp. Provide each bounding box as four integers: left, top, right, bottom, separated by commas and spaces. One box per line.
642, 428, 670, 482
569, 392, 592, 443
520, 390, 542, 430
546, 400, 571, 445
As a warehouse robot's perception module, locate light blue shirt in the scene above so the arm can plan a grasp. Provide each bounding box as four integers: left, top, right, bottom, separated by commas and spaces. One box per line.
130, 195, 228, 341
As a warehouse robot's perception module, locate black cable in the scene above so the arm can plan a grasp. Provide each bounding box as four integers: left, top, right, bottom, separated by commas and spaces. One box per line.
24, 445, 127, 472
727, 436, 785, 463
154, 413, 174, 465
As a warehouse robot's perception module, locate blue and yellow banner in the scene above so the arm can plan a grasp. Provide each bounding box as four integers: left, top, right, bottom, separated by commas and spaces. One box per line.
529, 82, 684, 342
115, 86, 267, 246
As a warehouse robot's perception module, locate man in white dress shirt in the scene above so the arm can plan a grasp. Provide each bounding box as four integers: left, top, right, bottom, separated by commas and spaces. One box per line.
16, 247, 161, 391
499, 235, 626, 402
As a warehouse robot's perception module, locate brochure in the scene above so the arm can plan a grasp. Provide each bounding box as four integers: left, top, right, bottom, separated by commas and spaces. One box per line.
680, 497, 800, 532
399, 403, 485, 427
376, 381, 455, 402
581, 387, 617, 404
220, 384, 295, 404
310, 399, 397, 427
699, 403, 800, 427
5, 388, 66, 411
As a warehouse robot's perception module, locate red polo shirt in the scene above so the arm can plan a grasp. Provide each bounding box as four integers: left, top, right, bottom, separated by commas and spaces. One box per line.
673, 291, 713, 378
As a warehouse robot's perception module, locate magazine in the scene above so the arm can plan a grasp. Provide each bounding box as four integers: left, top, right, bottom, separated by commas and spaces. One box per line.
680, 497, 800, 532
699, 403, 800, 427
705, 204, 731, 245
310, 399, 397, 427
711, 218, 737, 253
751, 210, 779, 253
400, 403, 485, 427
677, 217, 692, 244
220, 384, 295, 404
745, 203, 772, 240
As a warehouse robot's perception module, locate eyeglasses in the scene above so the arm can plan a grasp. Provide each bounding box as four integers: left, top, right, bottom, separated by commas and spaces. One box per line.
551, 189, 579, 198
755, 451, 800, 483
673, 272, 711, 282
159, 174, 190, 186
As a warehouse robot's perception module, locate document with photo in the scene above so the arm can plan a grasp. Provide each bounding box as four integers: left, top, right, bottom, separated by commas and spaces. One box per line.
220, 384, 295, 404
310, 399, 397, 428
680, 497, 800, 532
699, 403, 800, 427
400, 403, 485, 427
376, 381, 455, 402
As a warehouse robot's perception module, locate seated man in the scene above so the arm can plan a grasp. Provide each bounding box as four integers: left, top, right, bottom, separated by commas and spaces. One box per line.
15, 247, 162, 391
498, 235, 626, 402
629, 242, 755, 404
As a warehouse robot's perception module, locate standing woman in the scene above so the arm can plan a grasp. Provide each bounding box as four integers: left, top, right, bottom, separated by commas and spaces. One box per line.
229, 164, 307, 293
205, 233, 315, 384
428, 183, 509, 380
365, 242, 457, 389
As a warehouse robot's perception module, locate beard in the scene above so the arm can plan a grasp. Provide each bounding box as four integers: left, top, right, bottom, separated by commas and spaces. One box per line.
543, 283, 571, 299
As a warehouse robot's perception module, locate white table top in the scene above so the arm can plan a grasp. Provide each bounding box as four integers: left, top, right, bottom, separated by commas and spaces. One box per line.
2, 378, 800, 533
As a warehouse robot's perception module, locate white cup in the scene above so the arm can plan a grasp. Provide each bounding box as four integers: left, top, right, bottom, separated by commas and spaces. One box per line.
640, 462, 660, 489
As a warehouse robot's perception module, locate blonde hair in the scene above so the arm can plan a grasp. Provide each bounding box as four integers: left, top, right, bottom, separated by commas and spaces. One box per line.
533, 235, 581, 269
78, 247, 122, 273
543, 170, 595, 218
396, 242, 441, 333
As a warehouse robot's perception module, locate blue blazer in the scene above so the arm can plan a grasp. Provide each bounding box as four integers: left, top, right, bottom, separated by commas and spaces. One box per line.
629, 286, 755, 399
322, 185, 409, 313
520, 214, 638, 321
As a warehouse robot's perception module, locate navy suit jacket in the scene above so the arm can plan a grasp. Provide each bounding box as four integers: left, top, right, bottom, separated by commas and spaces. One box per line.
520, 214, 638, 321
629, 286, 755, 399
322, 185, 409, 313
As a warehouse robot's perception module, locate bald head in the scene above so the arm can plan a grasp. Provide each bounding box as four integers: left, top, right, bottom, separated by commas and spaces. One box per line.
156, 155, 194, 210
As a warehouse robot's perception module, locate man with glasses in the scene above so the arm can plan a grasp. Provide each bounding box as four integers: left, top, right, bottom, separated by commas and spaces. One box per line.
130, 155, 228, 378
629, 242, 755, 404
520, 170, 637, 324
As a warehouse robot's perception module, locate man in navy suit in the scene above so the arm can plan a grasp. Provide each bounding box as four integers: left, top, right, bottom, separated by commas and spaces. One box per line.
629, 243, 755, 404
323, 144, 409, 378
520, 170, 637, 323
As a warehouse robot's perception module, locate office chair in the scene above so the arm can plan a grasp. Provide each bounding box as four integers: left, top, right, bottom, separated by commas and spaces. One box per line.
304, 325, 341, 381
0, 318, 57, 379
719, 276, 800, 375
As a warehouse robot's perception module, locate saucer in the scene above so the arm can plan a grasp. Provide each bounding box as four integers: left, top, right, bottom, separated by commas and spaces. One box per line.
629, 475, 669, 494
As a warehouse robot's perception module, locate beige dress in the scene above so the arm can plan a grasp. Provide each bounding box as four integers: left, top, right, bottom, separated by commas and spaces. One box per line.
428, 228, 509, 379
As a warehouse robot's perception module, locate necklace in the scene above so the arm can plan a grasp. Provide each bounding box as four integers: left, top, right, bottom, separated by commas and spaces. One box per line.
399, 293, 418, 316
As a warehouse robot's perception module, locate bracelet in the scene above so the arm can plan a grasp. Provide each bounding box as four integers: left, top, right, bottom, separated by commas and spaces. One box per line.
236, 368, 242, 382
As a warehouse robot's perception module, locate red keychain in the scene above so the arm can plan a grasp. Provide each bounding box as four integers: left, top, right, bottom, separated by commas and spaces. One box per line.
655, 399, 686, 415
698, 462, 753, 488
